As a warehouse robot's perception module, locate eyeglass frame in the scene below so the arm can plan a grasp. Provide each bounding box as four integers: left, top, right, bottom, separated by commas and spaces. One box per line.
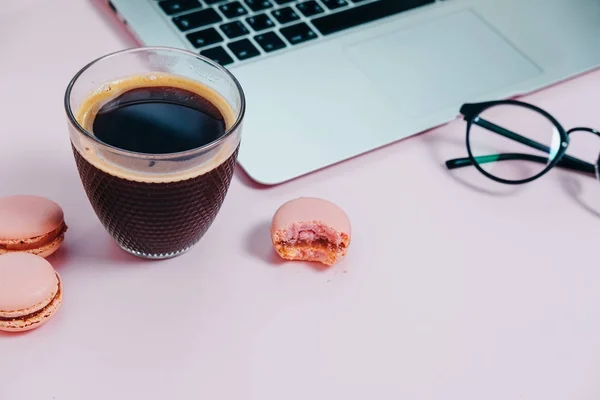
445, 99, 600, 185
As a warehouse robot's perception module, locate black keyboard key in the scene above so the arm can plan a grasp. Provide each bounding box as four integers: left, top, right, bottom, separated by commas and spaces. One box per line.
219, 20, 249, 38
274, 0, 293, 4
173, 8, 222, 31
271, 7, 299, 24
312, 0, 434, 35
245, 13, 275, 31
244, 0, 273, 12
279, 22, 316, 45
218, 1, 248, 18
320, 0, 347, 10
159, 0, 201, 15
205, 0, 227, 3
295, 1, 323, 17
254, 31, 286, 52
200, 46, 234, 65
321, 0, 348, 10
228, 38, 261, 60
186, 27, 223, 48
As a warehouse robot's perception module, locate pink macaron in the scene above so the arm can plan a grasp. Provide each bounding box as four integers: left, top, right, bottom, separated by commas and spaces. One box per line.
0, 195, 67, 258
270, 197, 351, 266
0, 252, 63, 332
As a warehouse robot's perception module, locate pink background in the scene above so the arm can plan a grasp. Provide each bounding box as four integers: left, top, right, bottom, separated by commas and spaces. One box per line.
2, 1, 600, 399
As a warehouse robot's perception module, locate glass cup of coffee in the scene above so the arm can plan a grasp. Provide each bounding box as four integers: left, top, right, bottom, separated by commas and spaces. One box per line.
64, 47, 245, 259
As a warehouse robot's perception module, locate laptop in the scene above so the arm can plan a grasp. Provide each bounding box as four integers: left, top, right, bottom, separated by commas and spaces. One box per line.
102, 0, 600, 184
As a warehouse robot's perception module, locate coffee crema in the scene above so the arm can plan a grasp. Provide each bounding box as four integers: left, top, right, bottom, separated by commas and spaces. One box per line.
74, 73, 238, 183
71, 73, 240, 257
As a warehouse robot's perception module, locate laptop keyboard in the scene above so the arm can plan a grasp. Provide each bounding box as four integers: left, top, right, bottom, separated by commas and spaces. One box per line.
153, 0, 436, 66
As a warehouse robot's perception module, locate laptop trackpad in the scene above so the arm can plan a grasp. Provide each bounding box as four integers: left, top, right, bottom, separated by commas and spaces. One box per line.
344, 10, 542, 118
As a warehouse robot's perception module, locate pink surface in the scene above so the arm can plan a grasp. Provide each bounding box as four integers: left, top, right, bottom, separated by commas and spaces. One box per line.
2, 1, 600, 399
0, 253, 59, 315
0, 195, 64, 240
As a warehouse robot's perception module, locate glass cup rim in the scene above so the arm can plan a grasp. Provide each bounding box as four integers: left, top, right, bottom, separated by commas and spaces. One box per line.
64, 46, 246, 160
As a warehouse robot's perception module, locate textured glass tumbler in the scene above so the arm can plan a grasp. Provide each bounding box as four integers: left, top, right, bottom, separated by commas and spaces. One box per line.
65, 47, 245, 259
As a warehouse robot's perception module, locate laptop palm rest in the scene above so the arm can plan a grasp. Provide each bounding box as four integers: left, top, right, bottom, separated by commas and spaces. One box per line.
234, 9, 543, 184
344, 9, 542, 119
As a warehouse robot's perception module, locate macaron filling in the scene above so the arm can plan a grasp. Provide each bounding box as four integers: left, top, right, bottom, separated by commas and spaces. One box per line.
0, 274, 61, 323
272, 222, 350, 266
274, 222, 348, 248
275, 236, 346, 250
0, 222, 67, 251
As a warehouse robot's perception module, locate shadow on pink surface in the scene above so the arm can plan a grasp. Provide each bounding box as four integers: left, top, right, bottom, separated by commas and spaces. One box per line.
50, 229, 142, 267
0, 329, 36, 338
559, 175, 600, 220
234, 166, 271, 190
245, 220, 285, 265
89, 0, 139, 48
46, 246, 70, 271
423, 132, 524, 197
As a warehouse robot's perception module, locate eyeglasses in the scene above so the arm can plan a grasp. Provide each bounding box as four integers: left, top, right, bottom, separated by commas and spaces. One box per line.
445, 99, 600, 184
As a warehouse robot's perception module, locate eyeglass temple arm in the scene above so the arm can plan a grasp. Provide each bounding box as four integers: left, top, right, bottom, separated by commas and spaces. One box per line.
446, 153, 595, 174
445, 118, 594, 174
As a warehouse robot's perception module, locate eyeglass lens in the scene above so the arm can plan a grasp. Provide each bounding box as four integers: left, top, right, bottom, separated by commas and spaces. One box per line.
468, 104, 562, 182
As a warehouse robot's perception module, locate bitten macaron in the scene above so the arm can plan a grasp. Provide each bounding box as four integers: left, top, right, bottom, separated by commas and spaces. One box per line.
0, 195, 67, 258
271, 197, 351, 266
0, 252, 63, 332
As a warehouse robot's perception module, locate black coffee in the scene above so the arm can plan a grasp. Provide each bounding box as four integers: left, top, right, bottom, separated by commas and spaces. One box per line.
72, 147, 238, 256
72, 74, 239, 257
93, 86, 226, 153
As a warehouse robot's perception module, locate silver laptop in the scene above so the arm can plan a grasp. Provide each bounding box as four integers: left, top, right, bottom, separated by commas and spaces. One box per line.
103, 0, 600, 184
